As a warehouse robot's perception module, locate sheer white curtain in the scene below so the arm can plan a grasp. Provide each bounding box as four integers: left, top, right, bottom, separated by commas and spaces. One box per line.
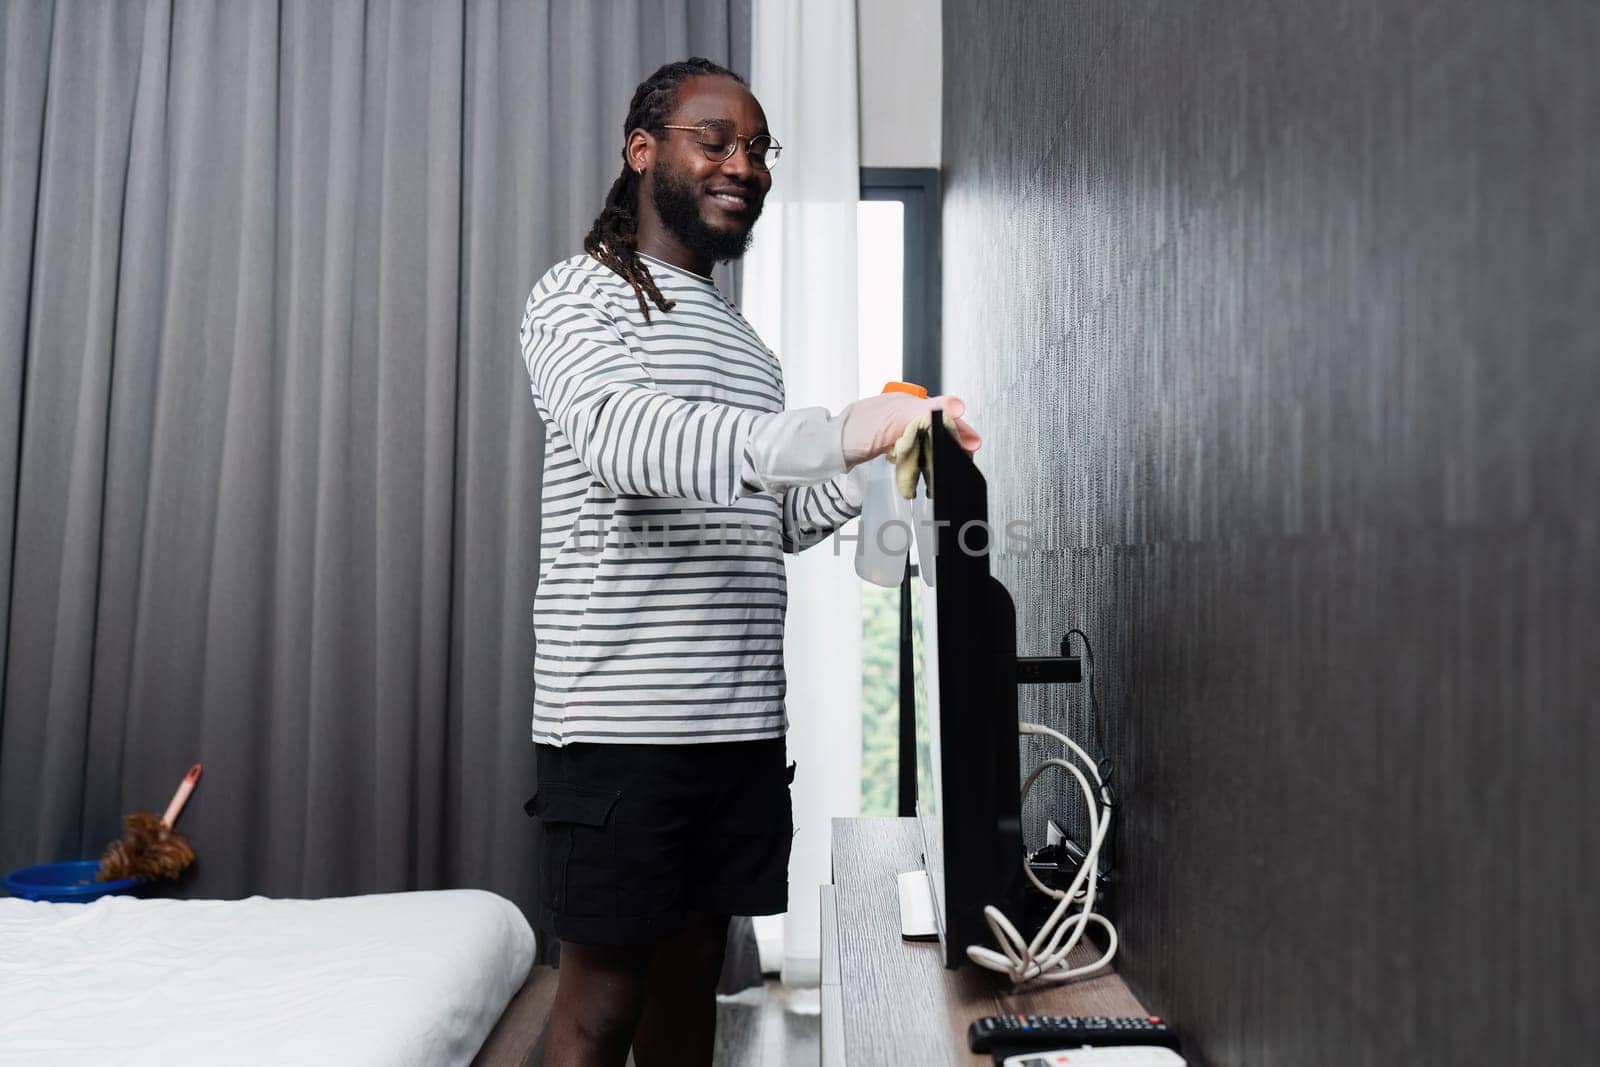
742, 0, 861, 985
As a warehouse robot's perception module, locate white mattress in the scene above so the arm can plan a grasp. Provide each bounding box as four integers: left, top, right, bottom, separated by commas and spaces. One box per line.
0, 889, 536, 1066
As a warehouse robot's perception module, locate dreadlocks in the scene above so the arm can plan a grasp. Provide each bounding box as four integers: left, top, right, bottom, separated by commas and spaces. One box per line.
584, 57, 747, 321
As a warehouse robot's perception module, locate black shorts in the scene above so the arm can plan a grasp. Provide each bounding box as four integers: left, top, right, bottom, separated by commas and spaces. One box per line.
525, 738, 796, 945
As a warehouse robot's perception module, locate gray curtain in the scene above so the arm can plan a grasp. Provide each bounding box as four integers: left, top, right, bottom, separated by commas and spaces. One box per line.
0, 0, 754, 975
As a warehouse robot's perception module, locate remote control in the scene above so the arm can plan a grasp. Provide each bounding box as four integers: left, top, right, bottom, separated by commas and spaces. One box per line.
1000, 1047, 1186, 1067
968, 1015, 1178, 1053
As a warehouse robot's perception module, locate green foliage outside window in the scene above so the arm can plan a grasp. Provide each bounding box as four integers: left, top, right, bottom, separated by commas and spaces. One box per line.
860, 583, 900, 816
861, 576, 933, 817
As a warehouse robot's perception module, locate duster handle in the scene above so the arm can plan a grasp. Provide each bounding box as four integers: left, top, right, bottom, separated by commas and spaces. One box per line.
160, 763, 203, 828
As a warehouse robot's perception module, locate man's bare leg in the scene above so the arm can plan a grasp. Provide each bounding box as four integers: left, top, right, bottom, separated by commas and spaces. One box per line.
543, 940, 655, 1066
631, 911, 730, 1066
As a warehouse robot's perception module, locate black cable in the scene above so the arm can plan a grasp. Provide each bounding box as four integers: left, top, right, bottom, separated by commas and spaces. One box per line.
1064, 629, 1116, 890
1064, 629, 1107, 785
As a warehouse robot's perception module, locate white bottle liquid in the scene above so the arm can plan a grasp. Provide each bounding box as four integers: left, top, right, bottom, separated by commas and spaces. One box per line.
854, 454, 913, 587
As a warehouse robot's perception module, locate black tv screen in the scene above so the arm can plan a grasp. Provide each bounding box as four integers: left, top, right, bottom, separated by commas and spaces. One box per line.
913, 410, 1026, 968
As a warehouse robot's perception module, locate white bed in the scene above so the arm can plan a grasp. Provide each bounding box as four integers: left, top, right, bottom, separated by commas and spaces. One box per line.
0, 889, 537, 1066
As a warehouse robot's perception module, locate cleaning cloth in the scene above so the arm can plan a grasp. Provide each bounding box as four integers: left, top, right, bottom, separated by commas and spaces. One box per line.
887, 411, 962, 500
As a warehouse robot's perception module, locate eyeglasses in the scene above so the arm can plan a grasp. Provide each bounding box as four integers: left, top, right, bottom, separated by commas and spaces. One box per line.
659, 121, 783, 170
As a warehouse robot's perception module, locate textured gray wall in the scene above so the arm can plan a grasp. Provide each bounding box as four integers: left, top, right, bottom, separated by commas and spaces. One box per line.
941, 1, 1597, 1062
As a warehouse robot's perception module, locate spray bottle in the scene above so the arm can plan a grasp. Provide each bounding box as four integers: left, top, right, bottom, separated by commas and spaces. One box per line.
854, 381, 926, 587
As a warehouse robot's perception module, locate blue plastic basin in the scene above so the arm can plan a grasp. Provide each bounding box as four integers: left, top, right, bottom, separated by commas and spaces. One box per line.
2, 860, 145, 903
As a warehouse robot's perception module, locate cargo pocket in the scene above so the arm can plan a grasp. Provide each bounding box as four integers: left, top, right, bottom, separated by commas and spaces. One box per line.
785, 761, 798, 840
527, 783, 620, 918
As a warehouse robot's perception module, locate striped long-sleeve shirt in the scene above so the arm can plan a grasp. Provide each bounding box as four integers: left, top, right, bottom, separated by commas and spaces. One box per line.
519, 251, 862, 746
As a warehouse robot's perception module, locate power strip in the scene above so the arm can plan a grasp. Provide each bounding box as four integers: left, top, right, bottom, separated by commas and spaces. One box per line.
999, 1049, 1185, 1067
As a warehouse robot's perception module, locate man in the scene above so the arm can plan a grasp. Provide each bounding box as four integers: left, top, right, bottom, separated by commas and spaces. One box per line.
518, 58, 979, 1066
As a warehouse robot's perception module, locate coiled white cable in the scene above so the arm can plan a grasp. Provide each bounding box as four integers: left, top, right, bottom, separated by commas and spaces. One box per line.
965, 721, 1119, 988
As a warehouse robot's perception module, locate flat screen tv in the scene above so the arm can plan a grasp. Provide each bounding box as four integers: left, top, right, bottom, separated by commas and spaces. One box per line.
911, 410, 1027, 968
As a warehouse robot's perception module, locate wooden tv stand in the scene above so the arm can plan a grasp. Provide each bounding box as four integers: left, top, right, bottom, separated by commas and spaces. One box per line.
821, 818, 1147, 1065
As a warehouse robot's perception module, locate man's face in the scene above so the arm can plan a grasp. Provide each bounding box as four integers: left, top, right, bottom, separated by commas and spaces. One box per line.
644, 75, 774, 263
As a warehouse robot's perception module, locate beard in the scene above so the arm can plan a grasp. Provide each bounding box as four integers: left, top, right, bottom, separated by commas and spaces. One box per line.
649, 161, 763, 264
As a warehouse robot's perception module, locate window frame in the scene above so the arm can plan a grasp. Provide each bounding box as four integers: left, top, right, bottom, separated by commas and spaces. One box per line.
859, 166, 942, 817
859, 167, 942, 394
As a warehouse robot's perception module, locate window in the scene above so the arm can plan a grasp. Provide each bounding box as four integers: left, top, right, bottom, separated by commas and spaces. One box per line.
857, 167, 941, 817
